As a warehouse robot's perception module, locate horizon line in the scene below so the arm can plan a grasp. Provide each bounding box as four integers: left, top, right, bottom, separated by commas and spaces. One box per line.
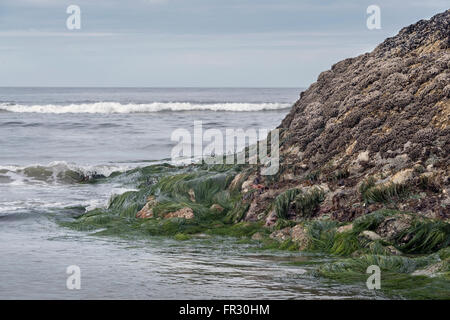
0, 86, 306, 89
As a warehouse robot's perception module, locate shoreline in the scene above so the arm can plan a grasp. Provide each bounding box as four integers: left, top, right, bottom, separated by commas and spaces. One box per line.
63, 10, 450, 299
62, 162, 450, 299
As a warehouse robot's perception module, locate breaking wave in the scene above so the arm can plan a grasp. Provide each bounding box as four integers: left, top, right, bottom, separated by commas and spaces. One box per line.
0, 161, 131, 185
0, 102, 291, 114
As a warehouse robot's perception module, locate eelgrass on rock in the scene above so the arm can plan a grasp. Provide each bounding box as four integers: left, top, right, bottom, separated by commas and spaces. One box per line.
62, 10, 450, 299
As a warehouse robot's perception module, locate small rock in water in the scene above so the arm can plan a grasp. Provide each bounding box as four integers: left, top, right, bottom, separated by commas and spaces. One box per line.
136, 196, 157, 219
210, 204, 224, 212
411, 262, 445, 277
376, 214, 413, 240
336, 224, 353, 233
290, 224, 310, 250
360, 230, 382, 241
188, 189, 196, 202
251, 232, 264, 241
269, 227, 291, 242
265, 210, 278, 227
164, 207, 195, 219
385, 245, 403, 256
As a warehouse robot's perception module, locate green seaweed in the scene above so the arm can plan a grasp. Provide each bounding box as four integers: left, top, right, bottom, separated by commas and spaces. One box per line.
316, 253, 450, 299
306, 220, 339, 252
174, 233, 192, 241
207, 221, 265, 238
306, 170, 320, 182
293, 187, 325, 218
274, 188, 301, 219
272, 218, 297, 230
328, 169, 350, 181
395, 219, 450, 254
362, 182, 409, 204
330, 231, 361, 256
352, 209, 396, 233
59, 161, 450, 299
358, 176, 376, 195
61, 164, 247, 238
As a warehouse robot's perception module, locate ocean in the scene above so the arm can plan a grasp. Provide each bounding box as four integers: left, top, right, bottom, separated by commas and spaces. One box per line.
0, 87, 377, 299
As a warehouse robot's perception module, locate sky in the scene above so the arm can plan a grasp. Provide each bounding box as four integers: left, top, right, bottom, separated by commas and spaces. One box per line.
0, 0, 448, 87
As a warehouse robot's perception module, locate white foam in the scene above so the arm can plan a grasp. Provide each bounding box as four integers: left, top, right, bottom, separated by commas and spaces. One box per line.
0, 161, 132, 185
84, 198, 108, 212
0, 102, 291, 114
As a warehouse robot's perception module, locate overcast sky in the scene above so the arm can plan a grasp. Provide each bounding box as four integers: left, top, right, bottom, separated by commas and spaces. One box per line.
0, 0, 448, 87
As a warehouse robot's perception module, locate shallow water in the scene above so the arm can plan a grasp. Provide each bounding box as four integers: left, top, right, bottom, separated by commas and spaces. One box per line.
0, 88, 380, 299
0, 212, 381, 299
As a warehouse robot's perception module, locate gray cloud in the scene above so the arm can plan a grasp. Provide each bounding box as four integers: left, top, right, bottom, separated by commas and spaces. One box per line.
0, 0, 447, 86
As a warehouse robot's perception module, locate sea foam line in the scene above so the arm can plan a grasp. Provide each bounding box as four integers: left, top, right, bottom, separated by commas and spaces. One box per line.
0, 102, 291, 114
0, 161, 132, 186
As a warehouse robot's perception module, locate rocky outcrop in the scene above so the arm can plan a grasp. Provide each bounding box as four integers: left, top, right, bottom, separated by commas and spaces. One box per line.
70, 11, 449, 299
243, 10, 450, 224
130, 11, 449, 258
136, 196, 157, 219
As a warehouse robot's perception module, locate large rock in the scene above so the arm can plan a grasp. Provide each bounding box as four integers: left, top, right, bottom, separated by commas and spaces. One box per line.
270, 10, 450, 220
